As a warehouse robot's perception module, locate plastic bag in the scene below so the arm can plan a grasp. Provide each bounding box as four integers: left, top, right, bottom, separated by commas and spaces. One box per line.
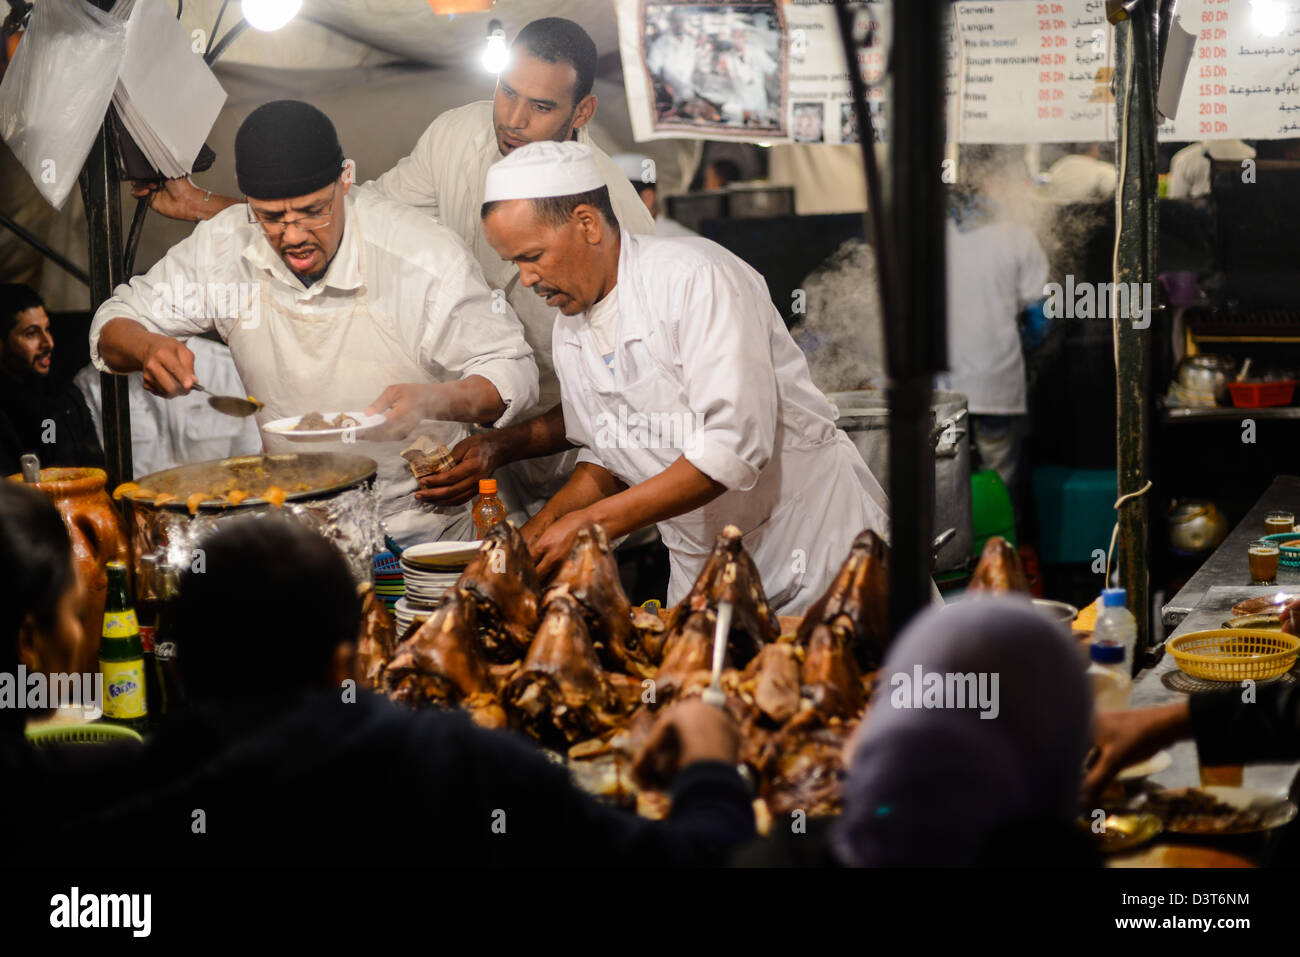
0, 0, 128, 209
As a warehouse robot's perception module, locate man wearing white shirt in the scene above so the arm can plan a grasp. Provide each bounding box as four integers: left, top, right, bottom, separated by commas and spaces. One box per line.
91, 101, 537, 545
472, 142, 893, 614
940, 199, 1048, 514
647, 14, 699, 110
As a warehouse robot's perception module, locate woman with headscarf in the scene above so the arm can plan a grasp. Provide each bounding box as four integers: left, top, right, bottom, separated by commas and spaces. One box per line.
834, 596, 1097, 867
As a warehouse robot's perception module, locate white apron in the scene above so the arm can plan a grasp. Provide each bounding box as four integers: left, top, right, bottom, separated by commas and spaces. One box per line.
230, 279, 473, 547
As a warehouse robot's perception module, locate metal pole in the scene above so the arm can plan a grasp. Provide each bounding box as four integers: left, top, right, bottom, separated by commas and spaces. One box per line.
0, 210, 90, 286
1113, 10, 1156, 653
81, 119, 133, 488
884, 0, 946, 634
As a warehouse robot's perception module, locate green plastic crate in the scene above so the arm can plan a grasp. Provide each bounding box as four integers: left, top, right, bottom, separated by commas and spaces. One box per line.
1032, 465, 1117, 564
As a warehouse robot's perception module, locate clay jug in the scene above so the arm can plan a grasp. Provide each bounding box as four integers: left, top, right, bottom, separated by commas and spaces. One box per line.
8, 468, 128, 671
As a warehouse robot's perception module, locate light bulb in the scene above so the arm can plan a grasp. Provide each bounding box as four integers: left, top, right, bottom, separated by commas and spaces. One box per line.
482, 34, 508, 73
241, 0, 302, 33
1251, 0, 1287, 37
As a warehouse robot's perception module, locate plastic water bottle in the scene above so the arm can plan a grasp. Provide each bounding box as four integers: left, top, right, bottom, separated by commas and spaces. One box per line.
1087, 641, 1131, 711
1093, 587, 1137, 674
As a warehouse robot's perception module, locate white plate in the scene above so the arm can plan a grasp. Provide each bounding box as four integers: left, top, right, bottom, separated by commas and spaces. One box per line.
401, 540, 483, 569
262, 412, 386, 438
1116, 749, 1173, 781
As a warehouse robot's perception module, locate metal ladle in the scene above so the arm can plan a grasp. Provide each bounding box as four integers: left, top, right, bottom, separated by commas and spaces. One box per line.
191, 383, 263, 418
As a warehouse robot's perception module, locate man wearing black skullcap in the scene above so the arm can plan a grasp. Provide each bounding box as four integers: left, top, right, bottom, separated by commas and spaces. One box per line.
89, 100, 539, 545
133, 18, 653, 523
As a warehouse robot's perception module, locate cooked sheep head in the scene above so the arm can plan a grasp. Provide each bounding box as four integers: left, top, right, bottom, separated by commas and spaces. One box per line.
457, 521, 542, 662
550, 523, 660, 676
795, 528, 890, 671
383, 589, 505, 727
355, 582, 396, 690
504, 587, 623, 747
968, 535, 1030, 593
800, 623, 866, 719
666, 524, 777, 668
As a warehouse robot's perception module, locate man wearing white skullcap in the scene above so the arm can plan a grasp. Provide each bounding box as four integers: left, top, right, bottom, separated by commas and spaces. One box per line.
474, 141, 898, 615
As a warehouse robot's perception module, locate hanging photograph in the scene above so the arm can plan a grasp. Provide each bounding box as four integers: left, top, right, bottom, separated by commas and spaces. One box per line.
623, 0, 788, 141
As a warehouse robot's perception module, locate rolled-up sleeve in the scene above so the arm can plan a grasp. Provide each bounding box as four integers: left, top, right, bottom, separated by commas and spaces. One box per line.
419, 248, 538, 427
671, 263, 778, 491
89, 222, 222, 372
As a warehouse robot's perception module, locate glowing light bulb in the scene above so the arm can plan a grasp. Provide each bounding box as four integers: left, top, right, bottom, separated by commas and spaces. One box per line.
241, 0, 301, 32
483, 20, 508, 73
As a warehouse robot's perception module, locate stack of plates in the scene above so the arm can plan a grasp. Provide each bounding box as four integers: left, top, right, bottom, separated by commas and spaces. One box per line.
393, 597, 436, 637
373, 550, 405, 613
399, 540, 482, 615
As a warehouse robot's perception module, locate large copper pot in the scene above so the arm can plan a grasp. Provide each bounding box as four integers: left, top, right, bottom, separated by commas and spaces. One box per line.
7, 467, 128, 669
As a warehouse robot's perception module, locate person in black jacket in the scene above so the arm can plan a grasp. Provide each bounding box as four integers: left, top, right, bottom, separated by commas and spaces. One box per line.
2, 498, 753, 868
0, 283, 104, 475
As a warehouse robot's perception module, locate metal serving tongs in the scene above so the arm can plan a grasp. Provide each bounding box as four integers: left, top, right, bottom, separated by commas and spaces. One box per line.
701, 599, 734, 709
191, 383, 263, 418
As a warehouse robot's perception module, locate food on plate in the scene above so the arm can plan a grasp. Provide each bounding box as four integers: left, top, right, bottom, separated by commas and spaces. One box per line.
968, 536, 1031, 594
1232, 595, 1294, 617
293, 411, 331, 432
1142, 788, 1269, 834
401, 435, 456, 480
185, 492, 208, 515
264, 485, 286, 508
795, 528, 890, 671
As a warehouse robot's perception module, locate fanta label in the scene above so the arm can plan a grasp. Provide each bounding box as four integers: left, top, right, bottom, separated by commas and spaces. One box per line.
101, 659, 146, 719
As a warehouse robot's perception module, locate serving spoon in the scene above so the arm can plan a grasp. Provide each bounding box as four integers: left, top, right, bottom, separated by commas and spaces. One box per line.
191, 383, 263, 418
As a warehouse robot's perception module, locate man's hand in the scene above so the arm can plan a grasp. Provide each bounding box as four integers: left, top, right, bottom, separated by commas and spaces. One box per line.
415, 433, 500, 505
1083, 702, 1191, 803
365, 384, 430, 441
1281, 597, 1300, 635
528, 510, 588, 579
139, 336, 197, 397
633, 699, 740, 790
131, 178, 204, 222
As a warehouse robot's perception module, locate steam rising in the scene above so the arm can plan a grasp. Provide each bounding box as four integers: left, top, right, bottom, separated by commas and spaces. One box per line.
794, 145, 1109, 393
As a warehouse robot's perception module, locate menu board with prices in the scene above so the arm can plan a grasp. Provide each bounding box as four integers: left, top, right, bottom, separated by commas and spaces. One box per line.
1156, 0, 1300, 141
617, 0, 1300, 144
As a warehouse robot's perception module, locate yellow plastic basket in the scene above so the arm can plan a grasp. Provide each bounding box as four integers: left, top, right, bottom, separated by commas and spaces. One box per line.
1167, 629, 1300, 681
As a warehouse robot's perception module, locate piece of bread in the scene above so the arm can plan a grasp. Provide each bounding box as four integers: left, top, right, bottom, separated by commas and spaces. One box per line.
401, 435, 455, 479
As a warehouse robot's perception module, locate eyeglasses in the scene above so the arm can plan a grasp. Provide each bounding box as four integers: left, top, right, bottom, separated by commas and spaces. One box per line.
247, 188, 337, 234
